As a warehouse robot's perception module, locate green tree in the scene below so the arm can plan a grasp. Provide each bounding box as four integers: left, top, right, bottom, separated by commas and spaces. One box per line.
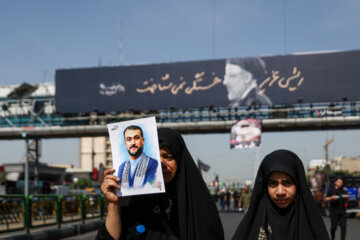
0, 172, 7, 184
71, 178, 92, 189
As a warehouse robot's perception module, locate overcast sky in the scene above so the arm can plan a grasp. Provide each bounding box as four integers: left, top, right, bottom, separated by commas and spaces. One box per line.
1, 1, 360, 184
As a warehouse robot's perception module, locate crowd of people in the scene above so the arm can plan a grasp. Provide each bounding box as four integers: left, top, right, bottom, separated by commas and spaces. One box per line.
95, 127, 349, 240
214, 185, 252, 213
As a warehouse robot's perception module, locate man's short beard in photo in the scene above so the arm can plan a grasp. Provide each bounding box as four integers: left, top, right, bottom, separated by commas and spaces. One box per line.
128, 146, 143, 158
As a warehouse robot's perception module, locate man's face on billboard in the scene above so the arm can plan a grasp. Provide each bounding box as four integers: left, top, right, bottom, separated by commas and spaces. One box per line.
223, 63, 253, 101
124, 129, 144, 158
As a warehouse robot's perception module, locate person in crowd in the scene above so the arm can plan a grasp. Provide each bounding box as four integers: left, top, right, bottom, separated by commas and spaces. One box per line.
232, 188, 240, 211
225, 188, 231, 211
238, 185, 252, 213
96, 128, 224, 240
219, 188, 226, 211
232, 149, 329, 240
118, 125, 158, 188
213, 187, 219, 203
313, 189, 325, 216
325, 177, 349, 240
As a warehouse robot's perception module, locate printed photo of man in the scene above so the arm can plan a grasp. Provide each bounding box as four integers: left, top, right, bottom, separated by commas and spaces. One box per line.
118, 125, 158, 189
230, 119, 262, 149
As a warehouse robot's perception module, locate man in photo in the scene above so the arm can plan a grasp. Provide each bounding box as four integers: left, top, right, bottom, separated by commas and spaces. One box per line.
223, 57, 272, 108
230, 119, 261, 148
118, 125, 158, 188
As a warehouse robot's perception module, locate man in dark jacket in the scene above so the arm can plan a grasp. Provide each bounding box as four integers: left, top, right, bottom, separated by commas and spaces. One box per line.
325, 177, 349, 240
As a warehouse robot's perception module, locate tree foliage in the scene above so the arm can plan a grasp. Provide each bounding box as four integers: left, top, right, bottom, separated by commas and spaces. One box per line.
0, 172, 7, 184
71, 178, 92, 189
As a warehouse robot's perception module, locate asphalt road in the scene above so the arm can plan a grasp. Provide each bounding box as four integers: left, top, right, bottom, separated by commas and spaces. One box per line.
62, 211, 360, 240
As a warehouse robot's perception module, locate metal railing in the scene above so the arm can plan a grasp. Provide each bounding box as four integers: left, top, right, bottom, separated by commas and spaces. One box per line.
0, 194, 106, 233
0, 195, 24, 232
1, 95, 360, 128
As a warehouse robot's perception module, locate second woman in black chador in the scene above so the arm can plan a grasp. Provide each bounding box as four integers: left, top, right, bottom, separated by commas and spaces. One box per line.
232, 149, 329, 240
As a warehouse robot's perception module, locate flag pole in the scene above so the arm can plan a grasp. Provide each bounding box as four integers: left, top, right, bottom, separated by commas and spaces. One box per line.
197, 158, 203, 176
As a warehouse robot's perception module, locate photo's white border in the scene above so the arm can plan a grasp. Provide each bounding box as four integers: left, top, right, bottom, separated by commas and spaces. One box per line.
107, 116, 165, 196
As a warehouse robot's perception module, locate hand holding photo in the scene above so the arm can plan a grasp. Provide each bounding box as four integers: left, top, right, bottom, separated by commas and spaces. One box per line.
107, 117, 165, 197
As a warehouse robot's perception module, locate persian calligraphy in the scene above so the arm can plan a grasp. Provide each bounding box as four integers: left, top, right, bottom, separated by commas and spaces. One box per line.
99, 83, 126, 96
136, 72, 222, 95
258, 67, 304, 95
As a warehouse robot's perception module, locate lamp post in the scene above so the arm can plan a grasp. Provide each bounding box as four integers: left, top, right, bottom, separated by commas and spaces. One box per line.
324, 138, 334, 166
22, 132, 29, 197
22, 132, 31, 234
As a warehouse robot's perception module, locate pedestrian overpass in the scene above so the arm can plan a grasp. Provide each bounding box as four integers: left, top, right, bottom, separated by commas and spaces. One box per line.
1, 84, 360, 139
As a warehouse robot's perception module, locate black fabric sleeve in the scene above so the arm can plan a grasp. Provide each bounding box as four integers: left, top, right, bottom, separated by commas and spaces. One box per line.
326, 188, 333, 197
95, 222, 116, 240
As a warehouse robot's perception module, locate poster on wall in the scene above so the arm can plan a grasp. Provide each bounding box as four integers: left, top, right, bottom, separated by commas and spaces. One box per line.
230, 118, 262, 149
107, 117, 165, 197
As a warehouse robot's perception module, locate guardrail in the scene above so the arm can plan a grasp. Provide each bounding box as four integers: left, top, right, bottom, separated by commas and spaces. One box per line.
0, 195, 24, 232
0, 194, 106, 234
1, 97, 360, 128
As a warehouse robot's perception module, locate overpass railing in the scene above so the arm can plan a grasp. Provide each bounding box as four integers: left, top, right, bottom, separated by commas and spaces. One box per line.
0, 194, 107, 233
1, 96, 360, 128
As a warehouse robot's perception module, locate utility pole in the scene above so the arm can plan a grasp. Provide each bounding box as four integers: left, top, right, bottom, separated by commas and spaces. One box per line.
28, 139, 40, 194
91, 137, 96, 180
23, 134, 29, 197
212, 0, 216, 58
119, 20, 123, 65
324, 138, 334, 166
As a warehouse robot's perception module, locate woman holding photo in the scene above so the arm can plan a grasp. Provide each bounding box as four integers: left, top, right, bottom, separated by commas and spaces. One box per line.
96, 128, 224, 240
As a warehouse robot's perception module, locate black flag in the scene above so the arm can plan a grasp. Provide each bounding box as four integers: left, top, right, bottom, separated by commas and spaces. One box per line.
197, 158, 210, 172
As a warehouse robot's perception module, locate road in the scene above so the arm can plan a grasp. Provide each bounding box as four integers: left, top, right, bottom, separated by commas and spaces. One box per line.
62, 211, 360, 240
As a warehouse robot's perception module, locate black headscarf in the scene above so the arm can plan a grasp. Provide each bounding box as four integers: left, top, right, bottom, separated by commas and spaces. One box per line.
232, 149, 329, 240
158, 128, 224, 240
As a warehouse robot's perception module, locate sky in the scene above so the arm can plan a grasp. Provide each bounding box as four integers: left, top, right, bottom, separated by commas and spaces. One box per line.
1, 1, 360, 184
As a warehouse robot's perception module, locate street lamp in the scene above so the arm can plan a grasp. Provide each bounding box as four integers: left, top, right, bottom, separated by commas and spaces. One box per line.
22, 132, 29, 197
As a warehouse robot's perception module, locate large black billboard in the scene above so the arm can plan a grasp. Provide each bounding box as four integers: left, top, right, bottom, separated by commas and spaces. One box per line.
56, 50, 360, 113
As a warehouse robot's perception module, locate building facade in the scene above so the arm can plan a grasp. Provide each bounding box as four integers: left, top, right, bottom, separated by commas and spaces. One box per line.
80, 136, 112, 171
330, 156, 360, 173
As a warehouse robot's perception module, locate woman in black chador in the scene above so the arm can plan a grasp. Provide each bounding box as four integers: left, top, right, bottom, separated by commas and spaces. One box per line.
232, 149, 329, 240
96, 128, 224, 240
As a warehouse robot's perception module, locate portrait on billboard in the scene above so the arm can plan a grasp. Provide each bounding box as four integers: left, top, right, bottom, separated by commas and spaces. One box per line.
230, 118, 262, 149
57, 50, 360, 113
223, 57, 272, 108
107, 117, 165, 197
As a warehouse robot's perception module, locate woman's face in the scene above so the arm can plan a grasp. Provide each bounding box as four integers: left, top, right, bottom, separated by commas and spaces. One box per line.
160, 145, 178, 184
267, 171, 297, 208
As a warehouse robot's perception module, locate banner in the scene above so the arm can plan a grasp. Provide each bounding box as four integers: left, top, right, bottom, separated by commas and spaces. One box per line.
56, 50, 360, 113
230, 119, 262, 149
310, 171, 327, 191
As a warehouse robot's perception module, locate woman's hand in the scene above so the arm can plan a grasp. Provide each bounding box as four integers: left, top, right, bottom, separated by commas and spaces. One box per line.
102, 169, 123, 239
101, 169, 121, 203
